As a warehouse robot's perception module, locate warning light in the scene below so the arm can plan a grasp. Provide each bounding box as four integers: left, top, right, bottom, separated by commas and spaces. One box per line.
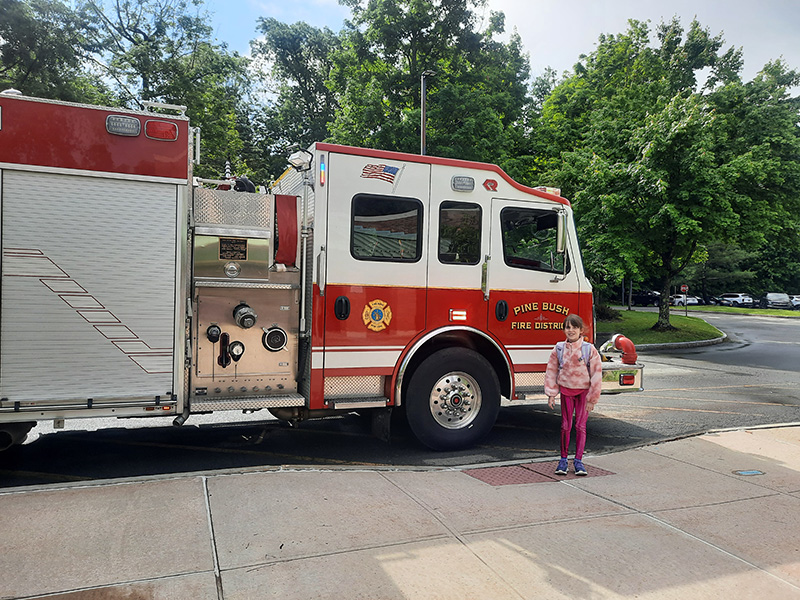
319, 155, 326, 186
619, 374, 636, 386
106, 115, 141, 137
534, 186, 562, 196
144, 120, 179, 141
449, 309, 468, 321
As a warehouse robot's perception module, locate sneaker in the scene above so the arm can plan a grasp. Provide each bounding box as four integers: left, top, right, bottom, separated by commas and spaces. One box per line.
573, 459, 588, 476
555, 458, 569, 475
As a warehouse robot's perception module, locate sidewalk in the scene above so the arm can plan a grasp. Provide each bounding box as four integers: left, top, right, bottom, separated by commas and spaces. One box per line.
2, 425, 799, 599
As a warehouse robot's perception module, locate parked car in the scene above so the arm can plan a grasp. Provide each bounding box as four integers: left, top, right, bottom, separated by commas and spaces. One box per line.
719, 293, 754, 307
630, 290, 660, 306
791, 295, 800, 310
709, 296, 733, 306
670, 294, 700, 306
758, 292, 793, 309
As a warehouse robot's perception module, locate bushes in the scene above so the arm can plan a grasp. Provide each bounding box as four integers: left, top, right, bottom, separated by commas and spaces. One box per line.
595, 304, 621, 321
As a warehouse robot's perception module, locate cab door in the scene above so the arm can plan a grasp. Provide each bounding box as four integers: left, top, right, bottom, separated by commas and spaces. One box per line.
486, 199, 585, 371
321, 153, 431, 384
424, 167, 491, 334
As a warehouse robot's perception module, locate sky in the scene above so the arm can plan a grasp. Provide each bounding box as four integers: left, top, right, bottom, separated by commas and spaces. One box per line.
206, 0, 800, 86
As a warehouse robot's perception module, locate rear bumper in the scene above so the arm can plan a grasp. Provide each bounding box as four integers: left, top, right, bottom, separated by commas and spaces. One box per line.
600, 361, 644, 394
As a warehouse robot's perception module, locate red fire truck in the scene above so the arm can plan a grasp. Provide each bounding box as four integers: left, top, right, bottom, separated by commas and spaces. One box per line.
0, 92, 642, 451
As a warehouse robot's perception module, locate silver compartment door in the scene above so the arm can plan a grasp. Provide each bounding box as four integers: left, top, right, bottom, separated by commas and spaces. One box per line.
1, 170, 178, 404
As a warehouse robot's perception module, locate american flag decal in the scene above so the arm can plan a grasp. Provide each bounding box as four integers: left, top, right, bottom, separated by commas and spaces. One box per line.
361, 163, 400, 183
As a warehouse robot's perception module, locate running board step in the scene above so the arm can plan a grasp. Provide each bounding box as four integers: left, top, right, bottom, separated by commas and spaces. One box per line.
189, 394, 305, 412
331, 397, 389, 410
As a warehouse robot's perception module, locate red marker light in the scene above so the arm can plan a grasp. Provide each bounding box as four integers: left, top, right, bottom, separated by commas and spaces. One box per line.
620, 374, 636, 386
145, 120, 179, 141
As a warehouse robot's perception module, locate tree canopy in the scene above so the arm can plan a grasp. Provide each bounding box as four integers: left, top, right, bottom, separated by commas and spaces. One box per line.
2, 1, 799, 327
0, 0, 111, 102
323, 0, 530, 163
536, 19, 800, 328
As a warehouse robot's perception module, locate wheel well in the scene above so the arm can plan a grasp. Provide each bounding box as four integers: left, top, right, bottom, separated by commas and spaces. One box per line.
399, 330, 511, 404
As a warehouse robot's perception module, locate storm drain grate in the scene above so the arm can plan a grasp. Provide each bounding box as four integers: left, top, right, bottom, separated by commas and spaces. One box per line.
464, 465, 554, 486
523, 461, 615, 480
464, 462, 615, 486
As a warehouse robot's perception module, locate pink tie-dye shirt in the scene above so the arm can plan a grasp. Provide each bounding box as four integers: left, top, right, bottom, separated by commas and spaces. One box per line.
544, 339, 602, 405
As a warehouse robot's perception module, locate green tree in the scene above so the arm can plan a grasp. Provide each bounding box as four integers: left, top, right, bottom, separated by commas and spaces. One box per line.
249, 18, 340, 180
79, 0, 252, 178
682, 241, 757, 299
540, 18, 799, 329
707, 61, 800, 297
327, 0, 530, 164
0, 0, 110, 102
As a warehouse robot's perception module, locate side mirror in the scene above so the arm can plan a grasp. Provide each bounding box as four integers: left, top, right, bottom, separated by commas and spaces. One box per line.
550, 211, 569, 284
556, 211, 567, 254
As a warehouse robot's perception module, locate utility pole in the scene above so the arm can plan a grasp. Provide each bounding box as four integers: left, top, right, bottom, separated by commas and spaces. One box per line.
420, 70, 436, 155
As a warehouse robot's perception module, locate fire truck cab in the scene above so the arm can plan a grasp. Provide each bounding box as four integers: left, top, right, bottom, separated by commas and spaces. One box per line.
0, 93, 642, 452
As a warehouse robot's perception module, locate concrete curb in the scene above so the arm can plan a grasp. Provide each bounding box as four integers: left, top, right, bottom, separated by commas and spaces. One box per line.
636, 332, 728, 352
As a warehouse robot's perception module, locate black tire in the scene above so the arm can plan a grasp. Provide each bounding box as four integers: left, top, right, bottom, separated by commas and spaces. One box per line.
405, 348, 501, 451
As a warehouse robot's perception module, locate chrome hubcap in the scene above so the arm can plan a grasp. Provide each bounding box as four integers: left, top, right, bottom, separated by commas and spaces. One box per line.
429, 371, 482, 429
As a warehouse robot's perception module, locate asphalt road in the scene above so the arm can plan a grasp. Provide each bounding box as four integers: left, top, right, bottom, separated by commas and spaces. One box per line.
1, 311, 798, 489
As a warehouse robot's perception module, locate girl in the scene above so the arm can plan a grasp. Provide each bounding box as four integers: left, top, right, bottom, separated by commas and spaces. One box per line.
545, 314, 602, 475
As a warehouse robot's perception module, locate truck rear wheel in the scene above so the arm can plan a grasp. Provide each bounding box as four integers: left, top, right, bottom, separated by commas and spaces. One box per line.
405, 348, 500, 451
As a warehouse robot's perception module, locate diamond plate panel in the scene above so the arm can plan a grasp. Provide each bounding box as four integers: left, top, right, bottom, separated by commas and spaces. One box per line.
514, 371, 545, 391
324, 376, 384, 398
190, 393, 305, 412
194, 187, 272, 229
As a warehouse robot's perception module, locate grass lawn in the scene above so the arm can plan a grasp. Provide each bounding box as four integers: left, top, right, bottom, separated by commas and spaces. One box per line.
596, 309, 724, 345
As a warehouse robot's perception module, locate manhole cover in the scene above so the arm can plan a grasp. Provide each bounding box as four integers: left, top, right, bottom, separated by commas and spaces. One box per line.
524, 461, 615, 479
464, 462, 615, 486
465, 465, 554, 486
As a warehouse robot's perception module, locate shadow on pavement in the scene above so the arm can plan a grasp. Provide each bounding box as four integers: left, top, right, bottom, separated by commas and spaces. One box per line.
0, 405, 677, 489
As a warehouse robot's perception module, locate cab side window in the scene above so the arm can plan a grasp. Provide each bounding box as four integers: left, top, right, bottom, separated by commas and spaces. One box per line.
351, 194, 423, 262
438, 201, 481, 265
501, 207, 569, 273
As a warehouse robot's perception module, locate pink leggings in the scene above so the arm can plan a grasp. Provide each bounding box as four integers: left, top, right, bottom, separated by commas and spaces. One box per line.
559, 387, 590, 459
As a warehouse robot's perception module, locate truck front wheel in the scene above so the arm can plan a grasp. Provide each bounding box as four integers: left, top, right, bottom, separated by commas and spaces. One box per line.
405, 348, 500, 451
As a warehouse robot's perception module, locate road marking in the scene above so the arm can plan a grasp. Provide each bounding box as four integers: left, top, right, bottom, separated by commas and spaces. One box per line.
627, 394, 795, 407
640, 384, 796, 393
